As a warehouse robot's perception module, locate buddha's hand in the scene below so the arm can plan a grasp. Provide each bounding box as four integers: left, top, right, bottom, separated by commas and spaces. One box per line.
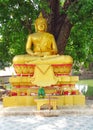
41, 52, 51, 56
34, 52, 51, 57
34, 52, 43, 56
41, 51, 57, 56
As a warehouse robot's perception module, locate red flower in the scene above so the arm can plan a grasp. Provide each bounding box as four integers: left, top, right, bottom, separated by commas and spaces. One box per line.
71, 91, 76, 95
63, 91, 69, 95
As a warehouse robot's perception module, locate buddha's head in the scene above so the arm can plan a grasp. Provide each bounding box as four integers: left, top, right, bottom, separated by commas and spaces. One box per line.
35, 12, 47, 32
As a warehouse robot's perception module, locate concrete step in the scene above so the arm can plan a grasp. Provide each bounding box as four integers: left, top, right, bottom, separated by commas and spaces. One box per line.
0, 100, 93, 116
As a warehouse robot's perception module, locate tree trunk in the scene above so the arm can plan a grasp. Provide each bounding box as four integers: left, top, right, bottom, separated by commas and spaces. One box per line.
57, 17, 73, 54
46, 0, 73, 54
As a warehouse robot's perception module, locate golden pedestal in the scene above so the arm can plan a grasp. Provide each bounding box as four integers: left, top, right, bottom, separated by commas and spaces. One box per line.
3, 96, 36, 107
3, 57, 85, 108
73, 95, 85, 105
3, 95, 85, 107
3, 96, 17, 107
52, 96, 64, 106
64, 95, 73, 105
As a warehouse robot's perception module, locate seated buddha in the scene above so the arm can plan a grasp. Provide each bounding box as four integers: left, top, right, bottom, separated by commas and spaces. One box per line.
13, 13, 73, 65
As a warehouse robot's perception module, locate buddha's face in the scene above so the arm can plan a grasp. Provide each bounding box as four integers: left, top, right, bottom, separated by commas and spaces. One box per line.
35, 19, 47, 32
37, 22, 45, 31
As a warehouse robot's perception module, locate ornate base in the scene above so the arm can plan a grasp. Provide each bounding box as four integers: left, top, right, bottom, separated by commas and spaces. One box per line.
5, 62, 85, 108
13, 63, 72, 76
9, 75, 79, 87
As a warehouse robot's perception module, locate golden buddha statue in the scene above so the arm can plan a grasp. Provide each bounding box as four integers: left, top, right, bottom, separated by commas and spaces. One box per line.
5, 13, 84, 108
13, 13, 73, 65
12, 12, 74, 86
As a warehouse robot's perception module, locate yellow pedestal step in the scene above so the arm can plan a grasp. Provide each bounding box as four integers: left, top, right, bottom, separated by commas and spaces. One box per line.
3, 95, 85, 107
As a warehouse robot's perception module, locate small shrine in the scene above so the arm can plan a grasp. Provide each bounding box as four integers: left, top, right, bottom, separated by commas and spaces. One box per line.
3, 13, 85, 109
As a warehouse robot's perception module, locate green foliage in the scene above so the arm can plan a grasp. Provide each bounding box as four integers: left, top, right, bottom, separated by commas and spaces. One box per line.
0, 0, 93, 70
0, 0, 49, 68
65, 0, 93, 69
67, 0, 93, 24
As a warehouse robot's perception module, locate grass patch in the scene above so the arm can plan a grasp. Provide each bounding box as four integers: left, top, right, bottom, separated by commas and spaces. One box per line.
78, 79, 93, 87
77, 79, 93, 97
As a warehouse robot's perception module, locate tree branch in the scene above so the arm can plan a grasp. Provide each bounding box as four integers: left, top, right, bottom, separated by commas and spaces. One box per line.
21, 19, 32, 34
62, 0, 78, 11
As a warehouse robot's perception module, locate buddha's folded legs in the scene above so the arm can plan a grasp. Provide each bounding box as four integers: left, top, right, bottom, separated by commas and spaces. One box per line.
28, 55, 73, 64
42, 55, 73, 64
13, 54, 73, 64
13, 54, 41, 64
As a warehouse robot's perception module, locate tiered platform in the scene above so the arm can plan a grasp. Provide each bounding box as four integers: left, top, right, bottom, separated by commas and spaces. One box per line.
3, 63, 85, 108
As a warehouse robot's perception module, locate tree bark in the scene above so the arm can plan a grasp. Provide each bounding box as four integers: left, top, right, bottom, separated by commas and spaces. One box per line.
57, 17, 73, 54
47, 0, 73, 54
47, 0, 60, 37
